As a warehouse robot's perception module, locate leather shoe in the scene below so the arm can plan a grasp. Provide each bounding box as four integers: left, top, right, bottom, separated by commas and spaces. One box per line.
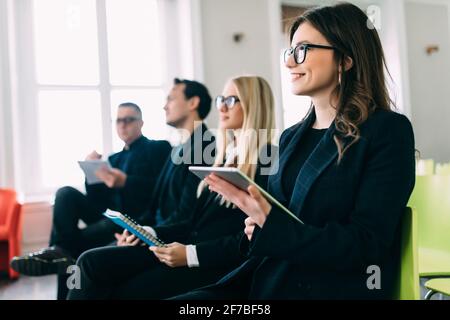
10, 246, 76, 276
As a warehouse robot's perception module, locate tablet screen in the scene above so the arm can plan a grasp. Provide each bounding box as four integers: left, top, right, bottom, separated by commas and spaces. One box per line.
189, 166, 304, 224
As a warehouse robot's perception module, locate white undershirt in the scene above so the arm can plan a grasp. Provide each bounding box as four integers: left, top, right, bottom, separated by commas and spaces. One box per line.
142, 226, 199, 267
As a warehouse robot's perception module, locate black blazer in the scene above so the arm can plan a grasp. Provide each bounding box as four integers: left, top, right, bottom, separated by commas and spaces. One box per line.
194, 109, 415, 300
139, 123, 215, 226
85, 136, 171, 217
154, 146, 278, 272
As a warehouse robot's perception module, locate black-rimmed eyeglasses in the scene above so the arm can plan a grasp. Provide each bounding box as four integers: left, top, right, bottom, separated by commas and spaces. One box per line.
215, 95, 240, 110
284, 43, 336, 65
116, 116, 140, 125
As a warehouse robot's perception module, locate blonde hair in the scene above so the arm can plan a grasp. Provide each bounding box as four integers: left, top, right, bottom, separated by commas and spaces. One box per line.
198, 76, 276, 205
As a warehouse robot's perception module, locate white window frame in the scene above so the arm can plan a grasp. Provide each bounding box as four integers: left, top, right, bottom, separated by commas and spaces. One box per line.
4, 0, 199, 201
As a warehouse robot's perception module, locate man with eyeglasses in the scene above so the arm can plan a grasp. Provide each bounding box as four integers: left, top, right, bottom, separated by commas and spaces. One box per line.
11, 102, 172, 299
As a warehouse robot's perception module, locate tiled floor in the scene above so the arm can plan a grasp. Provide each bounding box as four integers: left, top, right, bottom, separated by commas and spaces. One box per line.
1, 273, 445, 300
0, 243, 57, 300
0, 273, 57, 300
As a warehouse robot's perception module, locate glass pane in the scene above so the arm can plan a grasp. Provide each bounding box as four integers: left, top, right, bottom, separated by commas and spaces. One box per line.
110, 89, 172, 152
38, 90, 103, 188
33, 0, 100, 85
106, 0, 163, 86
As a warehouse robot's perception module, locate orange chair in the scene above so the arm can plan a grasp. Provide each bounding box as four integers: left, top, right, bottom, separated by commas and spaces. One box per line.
0, 189, 23, 279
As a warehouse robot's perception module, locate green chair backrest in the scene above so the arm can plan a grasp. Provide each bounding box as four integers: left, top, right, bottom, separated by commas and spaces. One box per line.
393, 207, 420, 300
408, 175, 450, 251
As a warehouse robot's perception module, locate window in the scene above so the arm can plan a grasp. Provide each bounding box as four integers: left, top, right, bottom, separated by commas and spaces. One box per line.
13, 0, 190, 199
38, 90, 103, 188
106, 0, 163, 86
33, 0, 100, 85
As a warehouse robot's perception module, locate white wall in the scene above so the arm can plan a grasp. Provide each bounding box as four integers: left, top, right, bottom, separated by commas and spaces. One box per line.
405, 0, 450, 162
198, 0, 283, 130
0, 0, 15, 189
0, 28, 7, 188
377, 0, 411, 117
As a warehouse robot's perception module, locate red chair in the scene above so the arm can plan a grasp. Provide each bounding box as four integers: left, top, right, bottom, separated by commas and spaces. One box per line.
0, 189, 23, 279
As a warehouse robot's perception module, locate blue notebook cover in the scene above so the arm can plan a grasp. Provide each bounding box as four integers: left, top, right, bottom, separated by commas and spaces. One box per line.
103, 210, 166, 247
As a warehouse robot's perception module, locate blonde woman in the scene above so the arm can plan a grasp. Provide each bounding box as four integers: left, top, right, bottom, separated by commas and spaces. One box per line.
67, 76, 278, 300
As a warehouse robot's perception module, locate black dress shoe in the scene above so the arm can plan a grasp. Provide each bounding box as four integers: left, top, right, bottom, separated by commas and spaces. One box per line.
10, 246, 76, 276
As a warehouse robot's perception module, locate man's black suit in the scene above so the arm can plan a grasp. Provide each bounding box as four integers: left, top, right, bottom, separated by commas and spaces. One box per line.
50, 135, 171, 256
138, 123, 215, 226
49, 135, 171, 299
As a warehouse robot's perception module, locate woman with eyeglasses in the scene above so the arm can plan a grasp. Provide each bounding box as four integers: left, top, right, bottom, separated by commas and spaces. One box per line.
67, 76, 278, 299
172, 3, 415, 300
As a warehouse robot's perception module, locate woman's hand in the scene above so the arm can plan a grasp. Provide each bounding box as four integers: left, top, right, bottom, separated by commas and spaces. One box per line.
204, 174, 272, 227
115, 230, 141, 247
244, 217, 257, 241
149, 242, 187, 268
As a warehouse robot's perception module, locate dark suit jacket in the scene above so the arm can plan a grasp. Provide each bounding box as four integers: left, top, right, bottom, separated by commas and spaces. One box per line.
195, 109, 415, 300
154, 146, 278, 273
85, 136, 171, 218
139, 123, 215, 226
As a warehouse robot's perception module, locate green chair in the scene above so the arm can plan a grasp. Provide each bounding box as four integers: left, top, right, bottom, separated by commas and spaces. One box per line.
424, 278, 450, 299
408, 175, 450, 278
393, 207, 420, 300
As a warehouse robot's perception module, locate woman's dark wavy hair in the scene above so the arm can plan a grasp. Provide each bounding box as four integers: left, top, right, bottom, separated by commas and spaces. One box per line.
289, 2, 394, 162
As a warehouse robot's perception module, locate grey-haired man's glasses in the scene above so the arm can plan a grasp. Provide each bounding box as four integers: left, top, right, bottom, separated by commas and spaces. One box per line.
116, 117, 140, 125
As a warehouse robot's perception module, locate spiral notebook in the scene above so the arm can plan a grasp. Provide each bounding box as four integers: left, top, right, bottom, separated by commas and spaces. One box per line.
103, 209, 166, 247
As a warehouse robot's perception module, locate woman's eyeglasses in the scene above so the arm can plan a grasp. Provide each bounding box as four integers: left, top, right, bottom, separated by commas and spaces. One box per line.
116, 117, 140, 125
284, 43, 336, 65
215, 95, 240, 110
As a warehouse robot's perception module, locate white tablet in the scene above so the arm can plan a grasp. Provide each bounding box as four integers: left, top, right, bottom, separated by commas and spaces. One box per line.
78, 160, 112, 185
189, 166, 303, 224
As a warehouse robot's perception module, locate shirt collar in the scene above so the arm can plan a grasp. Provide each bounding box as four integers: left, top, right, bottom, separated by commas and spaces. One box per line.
124, 135, 144, 151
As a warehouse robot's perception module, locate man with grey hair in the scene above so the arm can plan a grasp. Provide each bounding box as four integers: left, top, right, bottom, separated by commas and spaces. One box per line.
11, 102, 172, 299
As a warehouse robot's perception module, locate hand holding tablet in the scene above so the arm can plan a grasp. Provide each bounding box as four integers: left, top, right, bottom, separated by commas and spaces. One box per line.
189, 166, 303, 224
78, 160, 112, 185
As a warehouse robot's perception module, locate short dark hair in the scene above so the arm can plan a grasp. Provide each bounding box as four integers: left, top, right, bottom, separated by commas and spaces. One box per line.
118, 102, 142, 118
174, 78, 212, 120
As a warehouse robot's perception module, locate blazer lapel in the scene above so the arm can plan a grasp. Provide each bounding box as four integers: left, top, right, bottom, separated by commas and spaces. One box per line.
288, 123, 338, 217
268, 111, 315, 203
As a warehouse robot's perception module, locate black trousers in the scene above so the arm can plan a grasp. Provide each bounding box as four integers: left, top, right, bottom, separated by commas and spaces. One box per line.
169, 288, 237, 300
169, 274, 248, 300
49, 186, 121, 300
66, 245, 232, 300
